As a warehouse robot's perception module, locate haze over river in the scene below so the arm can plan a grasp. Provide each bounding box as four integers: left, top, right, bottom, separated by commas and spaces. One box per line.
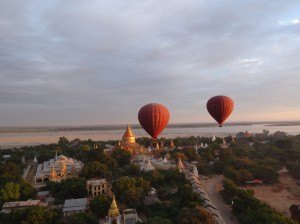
0, 122, 299, 148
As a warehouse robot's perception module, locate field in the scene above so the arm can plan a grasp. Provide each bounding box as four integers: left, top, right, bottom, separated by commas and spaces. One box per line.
242, 167, 300, 216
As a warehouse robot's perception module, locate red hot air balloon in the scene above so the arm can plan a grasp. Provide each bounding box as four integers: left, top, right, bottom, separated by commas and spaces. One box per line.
138, 103, 170, 139
206, 95, 234, 127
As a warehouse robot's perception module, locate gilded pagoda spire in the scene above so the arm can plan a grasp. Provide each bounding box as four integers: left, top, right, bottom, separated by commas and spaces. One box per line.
108, 195, 120, 217
170, 140, 175, 149
50, 166, 57, 178
122, 124, 136, 144
61, 160, 67, 176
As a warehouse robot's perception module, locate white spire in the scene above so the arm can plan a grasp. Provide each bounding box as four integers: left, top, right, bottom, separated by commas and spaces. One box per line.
163, 156, 168, 163
55, 150, 58, 161
231, 135, 235, 143
223, 138, 226, 145
212, 134, 216, 142
177, 158, 185, 173
33, 156, 38, 163
148, 146, 152, 152
200, 143, 204, 148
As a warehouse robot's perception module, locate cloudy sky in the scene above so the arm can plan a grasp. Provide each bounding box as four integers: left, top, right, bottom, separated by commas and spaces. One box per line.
0, 0, 299, 126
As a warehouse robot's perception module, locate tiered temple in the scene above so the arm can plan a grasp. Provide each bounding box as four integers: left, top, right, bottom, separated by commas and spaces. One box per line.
118, 124, 149, 155
34, 152, 83, 187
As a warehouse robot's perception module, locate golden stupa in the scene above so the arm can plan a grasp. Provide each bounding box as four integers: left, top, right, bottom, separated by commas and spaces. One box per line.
118, 124, 148, 155
122, 124, 136, 144
108, 196, 120, 217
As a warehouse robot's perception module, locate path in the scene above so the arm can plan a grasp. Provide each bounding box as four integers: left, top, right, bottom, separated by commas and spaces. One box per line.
25, 163, 38, 183
200, 175, 239, 224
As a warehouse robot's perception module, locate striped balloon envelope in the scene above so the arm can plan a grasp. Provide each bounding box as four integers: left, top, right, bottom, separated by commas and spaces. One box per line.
138, 103, 170, 139
206, 95, 234, 127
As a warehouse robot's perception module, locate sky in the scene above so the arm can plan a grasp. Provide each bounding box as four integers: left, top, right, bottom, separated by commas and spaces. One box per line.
0, 0, 300, 126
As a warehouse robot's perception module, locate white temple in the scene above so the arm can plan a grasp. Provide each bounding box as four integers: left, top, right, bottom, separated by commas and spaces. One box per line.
34, 152, 83, 186
140, 159, 155, 172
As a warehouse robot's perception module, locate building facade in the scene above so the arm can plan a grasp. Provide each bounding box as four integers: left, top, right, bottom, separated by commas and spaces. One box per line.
1, 200, 47, 213
86, 178, 108, 197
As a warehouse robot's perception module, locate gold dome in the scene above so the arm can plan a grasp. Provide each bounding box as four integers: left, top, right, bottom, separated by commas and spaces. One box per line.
108, 196, 120, 217
122, 124, 136, 144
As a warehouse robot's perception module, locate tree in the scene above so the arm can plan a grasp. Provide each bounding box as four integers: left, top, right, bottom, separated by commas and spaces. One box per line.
81, 161, 110, 179
224, 167, 240, 183
20, 180, 36, 200
144, 216, 174, 224
144, 170, 165, 187
135, 178, 151, 192
177, 206, 214, 224
122, 187, 144, 208
48, 178, 87, 202
65, 213, 98, 224
238, 169, 253, 183
275, 139, 292, 150
111, 149, 131, 167
286, 161, 300, 179
178, 183, 200, 207
263, 129, 270, 136
58, 137, 69, 147
90, 194, 112, 218
221, 178, 296, 224
0, 162, 21, 180
112, 176, 136, 198
0, 182, 20, 202
219, 148, 234, 160
6, 206, 62, 224
250, 166, 279, 183
82, 145, 91, 151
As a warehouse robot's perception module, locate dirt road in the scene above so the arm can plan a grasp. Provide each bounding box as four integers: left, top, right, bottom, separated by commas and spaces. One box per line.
201, 175, 239, 224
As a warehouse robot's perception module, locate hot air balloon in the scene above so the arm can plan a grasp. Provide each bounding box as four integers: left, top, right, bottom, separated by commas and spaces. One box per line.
206, 95, 234, 127
138, 103, 170, 139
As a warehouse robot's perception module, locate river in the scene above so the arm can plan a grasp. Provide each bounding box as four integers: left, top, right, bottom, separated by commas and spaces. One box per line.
0, 123, 299, 148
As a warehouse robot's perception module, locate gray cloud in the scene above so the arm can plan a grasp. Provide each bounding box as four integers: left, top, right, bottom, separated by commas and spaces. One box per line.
0, 0, 299, 126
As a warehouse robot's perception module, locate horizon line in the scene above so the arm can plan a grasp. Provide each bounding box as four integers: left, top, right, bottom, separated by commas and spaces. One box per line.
1, 120, 300, 129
